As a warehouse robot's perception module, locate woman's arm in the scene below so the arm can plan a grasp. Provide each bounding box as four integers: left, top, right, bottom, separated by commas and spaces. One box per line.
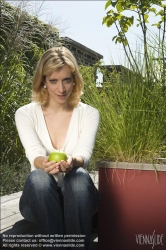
34, 156, 45, 169
73, 156, 84, 167
15, 106, 47, 168
71, 105, 100, 168
60, 105, 100, 172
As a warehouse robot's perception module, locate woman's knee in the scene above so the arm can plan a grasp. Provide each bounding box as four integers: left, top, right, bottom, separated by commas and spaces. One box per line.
26, 169, 57, 193
62, 167, 92, 194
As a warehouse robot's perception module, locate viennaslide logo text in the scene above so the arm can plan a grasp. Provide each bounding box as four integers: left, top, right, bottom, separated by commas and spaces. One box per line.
136, 230, 164, 249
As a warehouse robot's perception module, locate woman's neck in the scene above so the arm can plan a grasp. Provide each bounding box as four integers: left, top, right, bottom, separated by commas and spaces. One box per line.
42, 100, 72, 114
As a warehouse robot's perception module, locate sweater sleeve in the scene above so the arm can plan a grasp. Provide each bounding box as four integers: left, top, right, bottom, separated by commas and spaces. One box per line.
72, 105, 100, 168
15, 106, 47, 168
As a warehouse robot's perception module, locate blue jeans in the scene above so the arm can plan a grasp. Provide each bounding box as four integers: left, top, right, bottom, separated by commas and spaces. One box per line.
19, 167, 100, 250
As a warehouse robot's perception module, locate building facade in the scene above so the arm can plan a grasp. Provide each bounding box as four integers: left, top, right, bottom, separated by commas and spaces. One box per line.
61, 37, 103, 66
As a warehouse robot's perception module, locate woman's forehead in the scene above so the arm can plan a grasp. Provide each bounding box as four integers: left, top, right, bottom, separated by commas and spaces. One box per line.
47, 65, 73, 77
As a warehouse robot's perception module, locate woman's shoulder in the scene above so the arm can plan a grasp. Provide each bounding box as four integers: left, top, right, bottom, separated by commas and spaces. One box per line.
77, 102, 98, 111
76, 102, 100, 118
15, 102, 40, 116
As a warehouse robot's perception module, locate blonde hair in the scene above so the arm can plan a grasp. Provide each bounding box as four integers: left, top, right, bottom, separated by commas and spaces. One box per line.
32, 46, 84, 107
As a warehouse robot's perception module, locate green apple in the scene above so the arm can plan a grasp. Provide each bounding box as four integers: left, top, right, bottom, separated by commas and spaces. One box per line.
48, 151, 67, 163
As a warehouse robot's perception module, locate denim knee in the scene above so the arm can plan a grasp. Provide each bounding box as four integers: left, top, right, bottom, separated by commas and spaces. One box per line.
26, 169, 58, 193
61, 167, 91, 195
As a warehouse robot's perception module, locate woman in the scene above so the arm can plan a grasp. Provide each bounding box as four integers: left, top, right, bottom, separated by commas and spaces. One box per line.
15, 46, 100, 250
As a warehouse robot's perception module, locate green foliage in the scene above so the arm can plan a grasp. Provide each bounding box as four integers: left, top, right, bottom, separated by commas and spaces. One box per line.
104, 0, 164, 30
80, 61, 166, 165
0, 161, 30, 196
103, 0, 166, 77
0, 58, 31, 165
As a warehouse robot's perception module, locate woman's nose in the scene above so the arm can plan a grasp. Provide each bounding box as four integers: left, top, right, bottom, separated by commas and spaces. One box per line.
58, 82, 65, 93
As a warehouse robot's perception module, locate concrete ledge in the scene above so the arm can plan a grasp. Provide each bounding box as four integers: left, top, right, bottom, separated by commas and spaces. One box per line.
96, 161, 166, 171
89, 171, 99, 189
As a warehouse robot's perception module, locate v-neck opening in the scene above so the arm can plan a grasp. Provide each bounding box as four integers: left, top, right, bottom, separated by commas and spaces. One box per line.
39, 104, 75, 151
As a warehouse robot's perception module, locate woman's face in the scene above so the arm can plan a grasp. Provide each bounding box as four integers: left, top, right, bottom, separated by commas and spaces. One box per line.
45, 65, 75, 105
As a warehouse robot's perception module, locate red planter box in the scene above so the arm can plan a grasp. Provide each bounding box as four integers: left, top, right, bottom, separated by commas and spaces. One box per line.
98, 162, 166, 250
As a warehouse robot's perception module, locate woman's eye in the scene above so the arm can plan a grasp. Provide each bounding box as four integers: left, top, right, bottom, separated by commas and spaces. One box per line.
63, 78, 71, 83
49, 79, 57, 84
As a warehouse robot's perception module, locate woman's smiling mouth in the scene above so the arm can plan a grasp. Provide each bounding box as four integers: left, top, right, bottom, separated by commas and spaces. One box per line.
57, 94, 67, 99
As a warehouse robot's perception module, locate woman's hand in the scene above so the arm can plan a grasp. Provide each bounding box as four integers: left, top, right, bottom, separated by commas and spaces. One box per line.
59, 155, 73, 173
42, 157, 60, 175
41, 155, 74, 174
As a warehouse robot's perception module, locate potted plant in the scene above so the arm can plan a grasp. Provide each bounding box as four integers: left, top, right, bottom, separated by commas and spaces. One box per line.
80, 47, 166, 250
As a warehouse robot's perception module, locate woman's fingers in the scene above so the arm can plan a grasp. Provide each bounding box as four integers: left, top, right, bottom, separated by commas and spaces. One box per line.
59, 158, 73, 172
48, 168, 60, 175
44, 160, 60, 174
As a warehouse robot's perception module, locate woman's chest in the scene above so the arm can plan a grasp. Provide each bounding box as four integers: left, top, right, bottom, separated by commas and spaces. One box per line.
44, 113, 72, 150
34, 104, 83, 152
